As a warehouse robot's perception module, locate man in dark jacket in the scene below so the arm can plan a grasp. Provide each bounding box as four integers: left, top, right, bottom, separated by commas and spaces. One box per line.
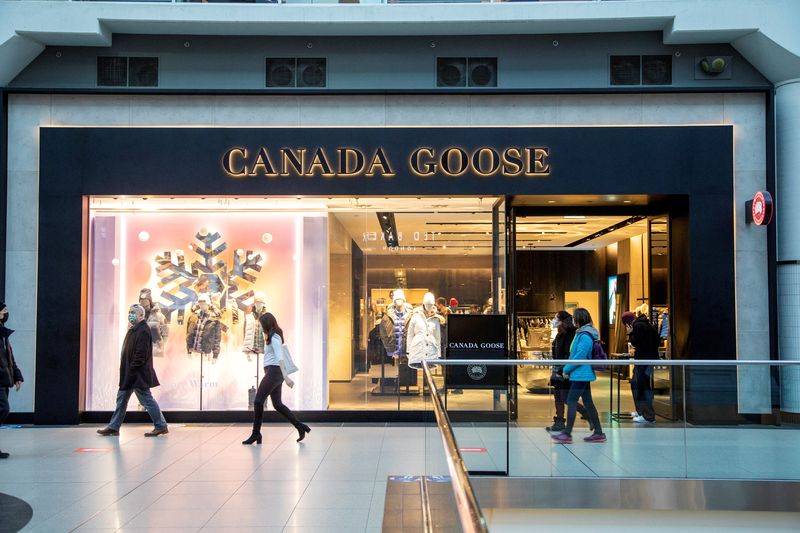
0, 302, 24, 459
622, 311, 660, 423
98, 304, 168, 437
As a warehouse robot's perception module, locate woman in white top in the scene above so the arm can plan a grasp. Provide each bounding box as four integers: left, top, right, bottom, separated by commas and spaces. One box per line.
243, 313, 310, 445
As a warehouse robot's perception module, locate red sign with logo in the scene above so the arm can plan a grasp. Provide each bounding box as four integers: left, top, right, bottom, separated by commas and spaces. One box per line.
751, 191, 774, 226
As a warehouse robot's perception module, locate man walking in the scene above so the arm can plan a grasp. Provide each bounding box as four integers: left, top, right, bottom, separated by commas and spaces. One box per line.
98, 304, 168, 437
622, 311, 660, 423
0, 302, 24, 458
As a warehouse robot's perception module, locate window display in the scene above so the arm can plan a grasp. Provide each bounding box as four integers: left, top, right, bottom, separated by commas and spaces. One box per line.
87, 202, 327, 412
86, 196, 504, 413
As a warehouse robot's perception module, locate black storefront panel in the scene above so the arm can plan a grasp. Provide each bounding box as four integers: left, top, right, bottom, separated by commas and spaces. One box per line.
36, 126, 734, 424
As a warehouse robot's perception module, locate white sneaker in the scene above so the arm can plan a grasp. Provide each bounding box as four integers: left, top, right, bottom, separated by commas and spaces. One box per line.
630, 411, 639, 418
632, 415, 647, 423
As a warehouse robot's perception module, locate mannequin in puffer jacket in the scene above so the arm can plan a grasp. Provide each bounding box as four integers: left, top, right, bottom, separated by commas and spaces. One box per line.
379, 289, 413, 357
242, 292, 267, 362
186, 295, 222, 361
406, 292, 444, 369
138, 288, 169, 358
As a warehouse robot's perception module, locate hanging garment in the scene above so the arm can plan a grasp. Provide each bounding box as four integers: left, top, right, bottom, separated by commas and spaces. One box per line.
242, 311, 266, 356
379, 303, 413, 357
186, 307, 222, 357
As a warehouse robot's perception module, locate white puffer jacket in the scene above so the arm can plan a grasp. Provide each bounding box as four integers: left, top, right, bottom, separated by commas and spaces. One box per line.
406, 307, 443, 368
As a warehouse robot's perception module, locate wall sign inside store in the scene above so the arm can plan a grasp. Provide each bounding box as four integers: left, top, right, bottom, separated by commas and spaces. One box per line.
222, 146, 550, 178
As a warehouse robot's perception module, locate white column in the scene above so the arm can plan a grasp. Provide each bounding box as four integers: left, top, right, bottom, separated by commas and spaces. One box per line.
776, 79, 800, 413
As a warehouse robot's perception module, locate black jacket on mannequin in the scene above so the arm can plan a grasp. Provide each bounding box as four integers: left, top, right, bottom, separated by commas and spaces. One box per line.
119, 320, 160, 390
629, 315, 660, 359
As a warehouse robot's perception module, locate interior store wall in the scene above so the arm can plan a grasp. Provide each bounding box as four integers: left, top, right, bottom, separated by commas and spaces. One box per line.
3, 92, 768, 416
328, 213, 354, 383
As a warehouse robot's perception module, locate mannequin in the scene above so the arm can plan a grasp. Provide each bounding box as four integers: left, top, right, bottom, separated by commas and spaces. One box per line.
138, 288, 169, 358
379, 289, 414, 359
406, 292, 444, 369
242, 292, 267, 362
186, 294, 222, 362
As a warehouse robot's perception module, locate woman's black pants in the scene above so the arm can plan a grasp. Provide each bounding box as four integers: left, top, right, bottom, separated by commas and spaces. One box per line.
252, 366, 302, 433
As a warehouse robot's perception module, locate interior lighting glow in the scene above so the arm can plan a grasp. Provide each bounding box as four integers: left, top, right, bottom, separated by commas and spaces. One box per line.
262, 233, 273, 244
138, 231, 150, 242
564, 216, 586, 219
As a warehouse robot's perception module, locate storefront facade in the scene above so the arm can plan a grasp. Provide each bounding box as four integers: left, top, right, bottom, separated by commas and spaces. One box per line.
2, 90, 774, 425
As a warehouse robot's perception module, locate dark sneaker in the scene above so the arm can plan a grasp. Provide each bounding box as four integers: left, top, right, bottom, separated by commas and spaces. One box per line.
584, 433, 607, 443
97, 427, 120, 436
0, 451, 9, 459
144, 427, 169, 437
546, 418, 566, 432
551, 432, 572, 444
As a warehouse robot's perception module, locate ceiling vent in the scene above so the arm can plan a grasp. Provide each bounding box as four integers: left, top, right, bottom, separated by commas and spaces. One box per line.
266, 58, 326, 88
642, 55, 672, 85
609, 55, 641, 86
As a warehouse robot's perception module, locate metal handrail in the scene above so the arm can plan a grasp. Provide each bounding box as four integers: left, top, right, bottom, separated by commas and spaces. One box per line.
422, 356, 799, 532
421, 361, 489, 533
429, 359, 800, 366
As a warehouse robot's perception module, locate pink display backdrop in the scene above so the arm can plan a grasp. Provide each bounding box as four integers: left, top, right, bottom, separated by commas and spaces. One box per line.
87, 210, 314, 411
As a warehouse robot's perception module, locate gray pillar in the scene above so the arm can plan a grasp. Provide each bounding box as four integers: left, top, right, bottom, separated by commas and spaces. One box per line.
777, 79, 800, 413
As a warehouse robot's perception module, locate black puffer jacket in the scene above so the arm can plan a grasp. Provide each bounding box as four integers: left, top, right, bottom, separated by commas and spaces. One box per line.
119, 320, 160, 390
550, 326, 576, 389
0, 326, 24, 388
629, 315, 660, 360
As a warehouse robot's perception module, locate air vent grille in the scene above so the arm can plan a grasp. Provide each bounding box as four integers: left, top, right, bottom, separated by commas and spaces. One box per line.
97, 57, 128, 87
266, 58, 327, 88
610, 54, 672, 86
437, 57, 498, 88
642, 55, 672, 85
609, 55, 641, 86
97, 56, 159, 87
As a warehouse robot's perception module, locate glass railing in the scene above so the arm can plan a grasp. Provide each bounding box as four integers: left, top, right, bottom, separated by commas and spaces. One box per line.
64, 0, 631, 4
422, 358, 800, 532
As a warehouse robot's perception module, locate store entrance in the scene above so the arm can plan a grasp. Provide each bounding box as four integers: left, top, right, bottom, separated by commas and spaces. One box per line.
509, 202, 675, 426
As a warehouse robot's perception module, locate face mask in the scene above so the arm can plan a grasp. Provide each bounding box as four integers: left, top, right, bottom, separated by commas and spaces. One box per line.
199, 303, 209, 312
551, 319, 559, 328
128, 312, 138, 325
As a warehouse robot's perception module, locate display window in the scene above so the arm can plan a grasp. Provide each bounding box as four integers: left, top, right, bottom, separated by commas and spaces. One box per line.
85, 196, 504, 412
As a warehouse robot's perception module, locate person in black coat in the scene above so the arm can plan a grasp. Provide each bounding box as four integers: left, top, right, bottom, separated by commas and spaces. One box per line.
0, 302, 24, 459
98, 304, 168, 437
622, 311, 660, 423
547, 310, 589, 433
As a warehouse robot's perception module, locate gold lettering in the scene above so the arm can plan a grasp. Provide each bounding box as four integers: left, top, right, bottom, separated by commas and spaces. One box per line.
472, 147, 500, 177
366, 148, 395, 177
281, 148, 306, 176
525, 147, 550, 176
501, 148, 524, 176
338, 148, 366, 177
307, 148, 335, 177
222, 148, 248, 177
248, 147, 277, 176
410, 147, 436, 177
441, 148, 468, 177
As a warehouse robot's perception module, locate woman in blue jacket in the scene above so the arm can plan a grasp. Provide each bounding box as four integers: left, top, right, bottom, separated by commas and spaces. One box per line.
551, 308, 606, 444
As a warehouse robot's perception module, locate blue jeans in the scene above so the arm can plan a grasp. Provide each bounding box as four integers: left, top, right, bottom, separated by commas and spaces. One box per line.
108, 388, 167, 430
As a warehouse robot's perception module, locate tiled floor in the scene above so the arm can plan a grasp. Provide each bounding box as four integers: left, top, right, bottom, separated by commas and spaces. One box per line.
0, 423, 448, 533
1, 423, 799, 532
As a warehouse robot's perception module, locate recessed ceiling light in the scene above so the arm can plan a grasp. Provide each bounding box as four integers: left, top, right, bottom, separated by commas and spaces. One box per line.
564, 215, 585, 219
623, 200, 632, 204
547, 200, 556, 204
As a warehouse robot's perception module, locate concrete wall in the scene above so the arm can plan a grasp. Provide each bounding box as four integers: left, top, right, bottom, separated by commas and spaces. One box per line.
4, 92, 768, 414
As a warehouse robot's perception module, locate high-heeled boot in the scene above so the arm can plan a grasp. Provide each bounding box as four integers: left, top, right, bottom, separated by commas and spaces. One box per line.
242, 431, 262, 445
296, 424, 311, 442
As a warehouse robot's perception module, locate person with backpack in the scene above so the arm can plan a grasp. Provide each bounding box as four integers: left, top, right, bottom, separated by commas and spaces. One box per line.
547, 310, 590, 433
551, 308, 606, 444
